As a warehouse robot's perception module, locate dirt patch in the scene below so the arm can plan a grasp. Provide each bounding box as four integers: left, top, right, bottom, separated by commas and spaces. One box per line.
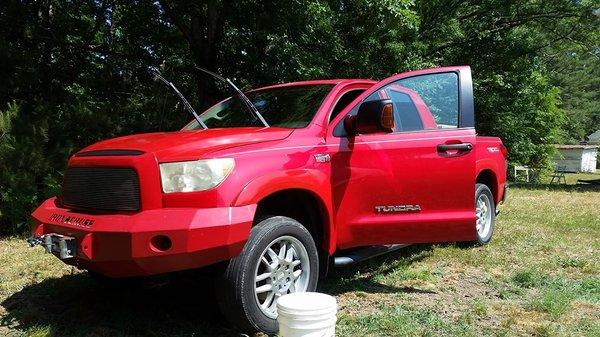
495, 305, 550, 336
409, 266, 499, 317
563, 301, 600, 324
336, 291, 402, 316
335, 264, 499, 320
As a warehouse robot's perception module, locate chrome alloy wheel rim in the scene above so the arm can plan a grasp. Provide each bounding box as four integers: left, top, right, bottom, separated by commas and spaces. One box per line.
253, 235, 310, 319
476, 193, 492, 238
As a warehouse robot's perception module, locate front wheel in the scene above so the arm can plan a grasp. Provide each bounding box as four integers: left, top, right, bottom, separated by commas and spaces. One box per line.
216, 216, 319, 334
474, 183, 495, 245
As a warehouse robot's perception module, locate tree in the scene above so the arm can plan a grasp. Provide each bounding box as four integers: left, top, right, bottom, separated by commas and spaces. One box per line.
0, 0, 598, 235
547, 38, 600, 143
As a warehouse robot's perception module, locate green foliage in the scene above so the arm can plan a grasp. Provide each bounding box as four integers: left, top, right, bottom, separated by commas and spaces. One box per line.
528, 277, 600, 318
478, 71, 565, 168
0, 0, 598, 235
550, 47, 600, 143
511, 268, 548, 288
338, 303, 475, 336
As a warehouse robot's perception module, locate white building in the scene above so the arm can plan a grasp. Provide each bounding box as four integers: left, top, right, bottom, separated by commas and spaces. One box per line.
554, 145, 598, 173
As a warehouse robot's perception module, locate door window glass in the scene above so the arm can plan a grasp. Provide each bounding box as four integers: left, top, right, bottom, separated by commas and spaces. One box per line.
385, 89, 423, 132
395, 72, 459, 128
333, 87, 426, 135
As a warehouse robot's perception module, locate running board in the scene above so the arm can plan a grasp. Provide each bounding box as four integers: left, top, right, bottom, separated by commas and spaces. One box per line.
334, 244, 410, 267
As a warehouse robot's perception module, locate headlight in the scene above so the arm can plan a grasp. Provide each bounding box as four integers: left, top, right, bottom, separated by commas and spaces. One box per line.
159, 158, 235, 193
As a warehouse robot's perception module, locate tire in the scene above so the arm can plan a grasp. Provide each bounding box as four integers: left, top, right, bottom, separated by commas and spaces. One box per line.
474, 183, 495, 245
216, 216, 319, 334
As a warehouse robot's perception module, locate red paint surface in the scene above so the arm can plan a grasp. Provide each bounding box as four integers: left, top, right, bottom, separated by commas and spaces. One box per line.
30, 67, 506, 277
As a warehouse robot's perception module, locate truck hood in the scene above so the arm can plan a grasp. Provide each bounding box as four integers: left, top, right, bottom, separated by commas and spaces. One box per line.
78, 127, 293, 162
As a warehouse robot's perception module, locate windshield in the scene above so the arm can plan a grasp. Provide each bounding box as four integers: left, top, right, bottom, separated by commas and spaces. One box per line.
184, 84, 333, 129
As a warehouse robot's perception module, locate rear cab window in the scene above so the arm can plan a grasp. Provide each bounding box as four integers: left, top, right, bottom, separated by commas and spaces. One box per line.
384, 88, 424, 132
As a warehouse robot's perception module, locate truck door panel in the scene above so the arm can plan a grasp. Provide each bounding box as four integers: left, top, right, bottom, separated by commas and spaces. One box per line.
328, 66, 477, 249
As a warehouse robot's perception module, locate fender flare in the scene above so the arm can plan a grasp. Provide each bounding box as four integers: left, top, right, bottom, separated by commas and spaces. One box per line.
476, 159, 502, 202
232, 169, 336, 255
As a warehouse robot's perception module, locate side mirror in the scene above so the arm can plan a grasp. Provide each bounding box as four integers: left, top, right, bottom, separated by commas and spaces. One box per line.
344, 99, 395, 135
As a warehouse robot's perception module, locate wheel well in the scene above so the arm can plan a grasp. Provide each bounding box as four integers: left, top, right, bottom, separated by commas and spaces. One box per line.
254, 189, 328, 252
476, 169, 498, 203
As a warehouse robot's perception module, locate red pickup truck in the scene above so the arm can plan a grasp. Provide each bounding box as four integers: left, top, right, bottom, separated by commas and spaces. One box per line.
28, 66, 507, 333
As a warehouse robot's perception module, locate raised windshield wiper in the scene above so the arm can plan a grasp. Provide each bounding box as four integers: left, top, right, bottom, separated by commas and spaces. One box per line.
150, 68, 208, 130
195, 66, 269, 127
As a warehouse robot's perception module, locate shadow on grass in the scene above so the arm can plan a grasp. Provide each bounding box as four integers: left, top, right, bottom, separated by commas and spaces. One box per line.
321, 244, 438, 296
1, 273, 239, 337
509, 182, 600, 192
2, 244, 441, 336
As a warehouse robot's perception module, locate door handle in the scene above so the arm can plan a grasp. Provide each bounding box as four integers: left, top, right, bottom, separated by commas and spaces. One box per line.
437, 143, 473, 152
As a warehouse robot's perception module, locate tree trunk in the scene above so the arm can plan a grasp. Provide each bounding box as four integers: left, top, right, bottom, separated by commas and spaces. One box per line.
159, 0, 228, 109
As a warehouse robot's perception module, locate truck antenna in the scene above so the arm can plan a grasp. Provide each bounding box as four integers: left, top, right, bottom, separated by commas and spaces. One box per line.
195, 66, 269, 128
150, 68, 208, 130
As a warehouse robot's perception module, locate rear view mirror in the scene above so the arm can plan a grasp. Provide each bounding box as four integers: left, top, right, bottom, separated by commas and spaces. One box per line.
344, 99, 395, 135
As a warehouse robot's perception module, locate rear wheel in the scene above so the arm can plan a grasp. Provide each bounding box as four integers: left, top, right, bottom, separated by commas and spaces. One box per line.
216, 216, 319, 334
474, 183, 495, 245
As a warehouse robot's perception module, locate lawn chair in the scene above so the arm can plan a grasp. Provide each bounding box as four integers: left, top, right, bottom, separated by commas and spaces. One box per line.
550, 165, 567, 184
513, 165, 530, 182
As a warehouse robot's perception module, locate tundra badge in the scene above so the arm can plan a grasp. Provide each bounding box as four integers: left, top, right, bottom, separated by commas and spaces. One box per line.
375, 205, 421, 213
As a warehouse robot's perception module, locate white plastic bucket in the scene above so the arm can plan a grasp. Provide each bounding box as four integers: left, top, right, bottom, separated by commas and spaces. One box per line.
277, 292, 337, 337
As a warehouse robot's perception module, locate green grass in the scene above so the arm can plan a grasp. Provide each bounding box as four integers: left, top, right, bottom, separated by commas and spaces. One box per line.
511, 268, 548, 288
527, 278, 600, 319
517, 171, 600, 186
558, 172, 600, 185
1, 184, 599, 336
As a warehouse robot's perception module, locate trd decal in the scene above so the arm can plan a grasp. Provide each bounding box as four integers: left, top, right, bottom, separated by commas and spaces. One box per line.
375, 205, 421, 213
314, 153, 331, 163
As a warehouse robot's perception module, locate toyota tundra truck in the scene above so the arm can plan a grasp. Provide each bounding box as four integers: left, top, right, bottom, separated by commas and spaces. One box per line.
28, 66, 507, 334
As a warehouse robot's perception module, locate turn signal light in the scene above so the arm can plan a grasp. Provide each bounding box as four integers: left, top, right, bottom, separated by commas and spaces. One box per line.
381, 103, 395, 130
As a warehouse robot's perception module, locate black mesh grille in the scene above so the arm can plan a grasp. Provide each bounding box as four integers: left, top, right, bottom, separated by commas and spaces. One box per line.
61, 167, 140, 212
